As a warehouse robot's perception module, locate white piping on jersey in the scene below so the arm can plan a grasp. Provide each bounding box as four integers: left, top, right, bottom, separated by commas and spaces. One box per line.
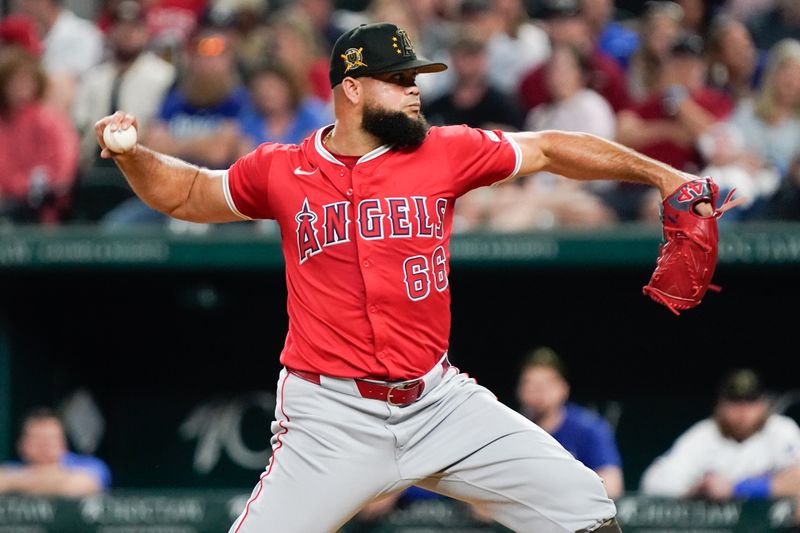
221, 170, 253, 220
314, 125, 392, 165
491, 132, 524, 187
505, 133, 523, 179
314, 126, 344, 166
357, 144, 392, 163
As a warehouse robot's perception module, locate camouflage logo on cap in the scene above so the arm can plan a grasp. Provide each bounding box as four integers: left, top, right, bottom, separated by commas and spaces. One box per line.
341, 47, 367, 73
392, 30, 414, 56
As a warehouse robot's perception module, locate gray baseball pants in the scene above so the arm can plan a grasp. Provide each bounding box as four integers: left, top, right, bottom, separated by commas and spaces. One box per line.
229, 360, 616, 533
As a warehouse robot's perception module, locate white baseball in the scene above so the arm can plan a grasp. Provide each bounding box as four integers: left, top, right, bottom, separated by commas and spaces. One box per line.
103, 124, 138, 153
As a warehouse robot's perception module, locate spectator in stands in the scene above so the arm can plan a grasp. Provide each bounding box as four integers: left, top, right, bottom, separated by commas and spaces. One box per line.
458, 0, 551, 98
705, 15, 763, 103
747, 0, 800, 52
626, 0, 683, 103
516, 347, 624, 499
525, 43, 615, 139
579, 0, 639, 70
641, 369, 800, 508
0, 408, 111, 497
270, 9, 332, 103
0, 47, 79, 224
71, 0, 176, 222
424, 32, 523, 131
104, 27, 247, 226
292, 0, 349, 53
697, 38, 800, 218
238, 61, 331, 151
614, 33, 733, 220
14, 0, 103, 114
727, 38, 800, 179
518, 0, 629, 113
147, 27, 246, 170
499, 42, 617, 230
73, 0, 176, 177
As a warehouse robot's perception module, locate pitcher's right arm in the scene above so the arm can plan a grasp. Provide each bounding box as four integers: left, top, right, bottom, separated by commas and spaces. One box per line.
95, 111, 240, 223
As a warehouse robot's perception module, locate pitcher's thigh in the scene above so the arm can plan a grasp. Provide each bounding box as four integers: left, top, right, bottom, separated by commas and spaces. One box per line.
417, 398, 615, 533
228, 440, 392, 533
229, 373, 397, 533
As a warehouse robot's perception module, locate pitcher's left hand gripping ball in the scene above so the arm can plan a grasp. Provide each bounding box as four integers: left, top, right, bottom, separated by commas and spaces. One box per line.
643, 177, 744, 315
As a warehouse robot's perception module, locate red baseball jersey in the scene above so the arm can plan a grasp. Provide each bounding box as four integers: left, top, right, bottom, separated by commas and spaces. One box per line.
224, 125, 521, 380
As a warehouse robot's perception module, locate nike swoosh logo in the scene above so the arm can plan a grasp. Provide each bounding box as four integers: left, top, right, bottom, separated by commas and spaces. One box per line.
293, 166, 318, 176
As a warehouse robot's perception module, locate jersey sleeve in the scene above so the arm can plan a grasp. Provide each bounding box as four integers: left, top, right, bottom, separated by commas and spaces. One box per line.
223, 143, 279, 220
439, 125, 522, 197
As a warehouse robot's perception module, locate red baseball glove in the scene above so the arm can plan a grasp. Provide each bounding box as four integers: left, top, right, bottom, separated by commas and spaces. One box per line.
643, 177, 742, 315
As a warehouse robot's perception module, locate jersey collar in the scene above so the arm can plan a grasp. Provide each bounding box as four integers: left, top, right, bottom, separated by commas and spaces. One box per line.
313, 125, 393, 166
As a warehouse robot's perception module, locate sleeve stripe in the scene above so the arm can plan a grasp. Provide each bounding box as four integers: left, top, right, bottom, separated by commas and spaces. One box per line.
222, 170, 253, 220
504, 133, 523, 180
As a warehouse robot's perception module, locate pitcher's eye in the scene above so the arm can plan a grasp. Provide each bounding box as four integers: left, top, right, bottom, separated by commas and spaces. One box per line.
374, 72, 417, 87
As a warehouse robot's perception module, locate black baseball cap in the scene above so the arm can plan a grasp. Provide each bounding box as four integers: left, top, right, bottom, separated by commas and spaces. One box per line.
717, 369, 766, 402
329, 23, 447, 88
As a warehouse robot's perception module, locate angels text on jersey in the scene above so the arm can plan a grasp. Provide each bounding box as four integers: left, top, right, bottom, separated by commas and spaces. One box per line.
295, 195, 448, 264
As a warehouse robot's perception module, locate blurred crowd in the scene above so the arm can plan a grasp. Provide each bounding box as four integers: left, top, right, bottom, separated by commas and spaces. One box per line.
1, 0, 799, 230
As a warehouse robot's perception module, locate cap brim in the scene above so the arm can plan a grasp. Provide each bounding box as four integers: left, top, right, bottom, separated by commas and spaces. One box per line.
374, 59, 448, 75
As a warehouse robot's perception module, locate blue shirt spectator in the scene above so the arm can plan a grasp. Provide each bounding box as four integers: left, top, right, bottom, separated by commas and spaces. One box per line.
551, 403, 622, 471
239, 98, 331, 147
146, 29, 250, 169
3, 451, 112, 490
62, 452, 112, 489
517, 347, 624, 498
0, 408, 111, 497
237, 62, 331, 151
156, 85, 250, 164
102, 29, 249, 227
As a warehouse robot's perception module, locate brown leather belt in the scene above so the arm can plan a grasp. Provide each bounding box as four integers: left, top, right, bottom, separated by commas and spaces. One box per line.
288, 359, 450, 407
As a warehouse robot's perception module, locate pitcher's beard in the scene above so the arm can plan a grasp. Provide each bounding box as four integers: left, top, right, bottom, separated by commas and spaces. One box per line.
362, 103, 430, 148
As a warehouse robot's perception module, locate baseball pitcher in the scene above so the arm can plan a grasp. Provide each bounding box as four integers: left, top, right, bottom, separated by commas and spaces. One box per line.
95, 22, 733, 533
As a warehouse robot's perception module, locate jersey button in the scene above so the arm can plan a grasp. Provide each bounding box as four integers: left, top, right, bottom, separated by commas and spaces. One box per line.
339, 169, 345, 176
369, 305, 377, 313
363, 260, 370, 268
346, 188, 353, 196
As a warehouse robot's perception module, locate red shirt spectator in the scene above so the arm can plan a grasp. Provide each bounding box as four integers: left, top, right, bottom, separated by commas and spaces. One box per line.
617, 34, 734, 173
630, 87, 733, 171
0, 49, 78, 223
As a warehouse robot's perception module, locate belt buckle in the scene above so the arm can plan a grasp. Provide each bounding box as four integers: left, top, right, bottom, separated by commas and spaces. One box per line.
386, 380, 419, 406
